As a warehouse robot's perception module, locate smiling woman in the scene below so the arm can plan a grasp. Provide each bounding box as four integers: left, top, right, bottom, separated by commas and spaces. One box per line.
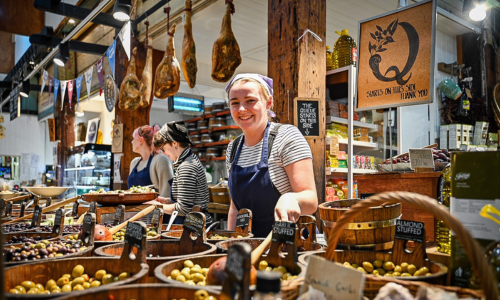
224, 73, 318, 238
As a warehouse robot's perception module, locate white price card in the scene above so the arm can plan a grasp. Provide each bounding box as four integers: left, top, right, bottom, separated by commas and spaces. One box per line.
409, 148, 434, 170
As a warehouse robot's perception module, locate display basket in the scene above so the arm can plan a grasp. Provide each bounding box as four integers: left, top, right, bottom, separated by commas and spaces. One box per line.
281, 192, 497, 300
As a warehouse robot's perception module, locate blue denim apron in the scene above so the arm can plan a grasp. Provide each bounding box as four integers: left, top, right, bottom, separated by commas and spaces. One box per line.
128, 155, 153, 188
228, 123, 281, 237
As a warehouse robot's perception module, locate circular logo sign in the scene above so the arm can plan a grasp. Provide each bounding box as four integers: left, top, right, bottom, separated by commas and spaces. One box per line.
104, 75, 117, 112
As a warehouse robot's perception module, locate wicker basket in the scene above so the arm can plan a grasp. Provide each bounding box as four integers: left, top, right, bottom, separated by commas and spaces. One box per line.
281, 192, 498, 300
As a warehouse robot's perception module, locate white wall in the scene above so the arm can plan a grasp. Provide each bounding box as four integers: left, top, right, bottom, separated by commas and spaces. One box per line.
75, 93, 115, 145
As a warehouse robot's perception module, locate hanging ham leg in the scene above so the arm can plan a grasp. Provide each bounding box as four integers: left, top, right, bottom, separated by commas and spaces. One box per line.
211, 0, 241, 83
119, 47, 141, 111
154, 24, 181, 99
181, 0, 197, 88
139, 37, 153, 107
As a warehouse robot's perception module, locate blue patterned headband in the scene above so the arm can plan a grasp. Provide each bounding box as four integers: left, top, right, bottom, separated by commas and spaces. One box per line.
225, 73, 274, 96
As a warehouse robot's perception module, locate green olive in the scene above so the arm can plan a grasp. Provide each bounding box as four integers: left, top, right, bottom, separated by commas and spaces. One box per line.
276, 266, 287, 275
83, 282, 91, 289
27, 288, 39, 294
45, 279, 56, 291
102, 274, 114, 285
72, 277, 85, 287
393, 272, 401, 276
400, 262, 409, 272
41, 290, 51, 294
259, 260, 269, 271
197, 281, 206, 286
51, 289, 61, 294
176, 275, 186, 283
401, 272, 412, 277
351, 263, 359, 269
35, 283, 44, 291
170, 269, 180, 279
50, 285, 61, 292
194, 289, 209, 300
15, 285, 26, 294
21, 281, 36, 290
9, 289, 21, 294
357, 267, 367, 274
394, 265, 403, 273
373, 260, 383, 268
192, 273, 205, 283
362, 261, 374, 273
61, 284, 72, 292
383, 261, 395, 271
372, 270, 380, 276
407, 264, 417, 275
180, 270, 191, 280
73, 284, 84, 291
72, 265, 85, 278
376, 268, 386, 275
95, 270, 107, 280
184, 260, 194, 268
62, 274, 71, 278
57, 277, 69, 287
190, 266, 202, 274
186, 280, 196, 286
90, 281, 101, 288
118, 272, 130, 281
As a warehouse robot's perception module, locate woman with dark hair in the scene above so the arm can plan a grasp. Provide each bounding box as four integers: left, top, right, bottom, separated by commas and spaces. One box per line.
152, 121, 213, 224
129, 125, 173, 200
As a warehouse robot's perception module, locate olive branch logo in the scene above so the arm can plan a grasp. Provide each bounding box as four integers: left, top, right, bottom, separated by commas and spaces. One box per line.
368, 19, 398, 55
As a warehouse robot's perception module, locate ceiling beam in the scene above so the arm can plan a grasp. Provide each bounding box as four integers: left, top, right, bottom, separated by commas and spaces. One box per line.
33, 0, 124, 29
30, 34, 109, 56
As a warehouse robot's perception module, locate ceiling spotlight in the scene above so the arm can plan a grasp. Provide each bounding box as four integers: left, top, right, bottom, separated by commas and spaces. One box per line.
20, 79, 30, 98
469, 1, 487, 22
68, 19, 75, 24
54, 42, 70, 67
113, 0, 132, 21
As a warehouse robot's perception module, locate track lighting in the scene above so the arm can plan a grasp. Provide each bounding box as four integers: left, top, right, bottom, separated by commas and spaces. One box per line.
113, 0, 132, 22
54, 42, 70, 67
20, 79, 30, 98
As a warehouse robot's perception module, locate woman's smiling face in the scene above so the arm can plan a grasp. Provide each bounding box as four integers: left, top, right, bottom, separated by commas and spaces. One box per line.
228, 80, 271, 132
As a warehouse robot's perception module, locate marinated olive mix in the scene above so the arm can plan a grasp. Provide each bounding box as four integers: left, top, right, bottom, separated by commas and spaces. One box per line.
207, 234, 243, 240
2, 223, 34, 233
343, 260, 432, 277
257, 260, 297, 281
5, 235, 43, 245
113, 227, 158, 241
38, 223, 112, 233
8, 265, 131, 295
4, 240, 87, 262
173, 290, 217, 300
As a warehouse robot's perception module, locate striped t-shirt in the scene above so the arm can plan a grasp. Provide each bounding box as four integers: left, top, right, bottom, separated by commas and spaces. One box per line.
225, 123, 312, 194
172, 148, 212, 223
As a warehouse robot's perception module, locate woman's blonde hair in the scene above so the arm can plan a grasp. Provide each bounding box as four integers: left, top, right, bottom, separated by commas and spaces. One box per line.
227, 78, 274, 116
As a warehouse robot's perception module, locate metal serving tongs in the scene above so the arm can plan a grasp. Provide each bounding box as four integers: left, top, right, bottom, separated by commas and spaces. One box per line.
480, 204, 500, 232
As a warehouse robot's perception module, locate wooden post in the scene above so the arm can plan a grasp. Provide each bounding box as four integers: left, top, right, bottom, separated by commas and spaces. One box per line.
268, 0, 326, 207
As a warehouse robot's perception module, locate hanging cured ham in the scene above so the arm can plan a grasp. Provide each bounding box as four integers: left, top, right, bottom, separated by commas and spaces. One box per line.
118, 47, 141, 111
211, 0, 241, 83
181, 0, 197, 88
139, 37, 153, 107
154, 24, 181, 99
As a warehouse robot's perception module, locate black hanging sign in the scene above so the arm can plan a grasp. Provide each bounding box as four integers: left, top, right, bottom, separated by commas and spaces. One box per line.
151, 208, 162, 227
293, 98, 321, 138
72, 201, 79, 217
395, 219, 426, 243
184, 212, 205, 237
272, 221, 297, 245
52, 208, 64, 235
20, 201, 26, 217
81, 213, 96, 246
124, 221, 146, 249
89, 201, 97, 213
5, 201, 12, 216
31, 205, 42, 227
10, 86, 20, 122
221, 243, 252, 300
113, 205, 125, 226
236, 212, 250, 228
0, 199, 5, 217
45, 197, 52, 208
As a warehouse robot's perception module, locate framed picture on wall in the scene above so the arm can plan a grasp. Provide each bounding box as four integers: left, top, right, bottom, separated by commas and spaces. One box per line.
86, 118, 100, 144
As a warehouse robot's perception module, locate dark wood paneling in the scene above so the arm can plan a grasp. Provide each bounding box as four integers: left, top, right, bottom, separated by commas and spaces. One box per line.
0, 0, 44, 36
0, 31, 14, 74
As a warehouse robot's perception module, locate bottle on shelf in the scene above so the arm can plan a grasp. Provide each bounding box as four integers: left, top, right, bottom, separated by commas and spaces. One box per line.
326, 46, 334, 71
333, 29, 357, 69
457, 80, 471, 117
253, 271, 282, 300
436, 164, 451, 254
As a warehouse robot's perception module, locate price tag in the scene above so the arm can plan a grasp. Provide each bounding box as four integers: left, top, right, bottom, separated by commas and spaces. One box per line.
300, 255, 365, 300
409, 148, 435, 170
20, 201, 26, 217
221, 243, 252, 300
184, 212, 205, 237
272, 221, 296, 245
330, 136, 340, 156
5, 201, 12, 216
113, 205, 125, 226
89, 201, 97, 213
395, 219, 426, 243
72, 201, 79, 217
124, 221, 146, 249
236, 211, 250, 228
151, 208, 162, 227
31, 205, 42, 227
52, 208, 64, 235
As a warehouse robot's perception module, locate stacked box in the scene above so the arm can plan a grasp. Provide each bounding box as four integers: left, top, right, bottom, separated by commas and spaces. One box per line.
440, 125, 448, 149
461, 124, 473, 145
448, 124, 462, 149
472, 121, 489, 145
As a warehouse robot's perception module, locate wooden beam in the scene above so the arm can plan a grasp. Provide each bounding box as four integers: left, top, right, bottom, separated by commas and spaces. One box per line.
268, 0, 326, 205
0, 0, 45, 36
0, 31, 15, 74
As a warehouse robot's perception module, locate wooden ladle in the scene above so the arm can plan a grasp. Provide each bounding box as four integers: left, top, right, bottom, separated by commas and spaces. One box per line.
94, 205, 157, 241
206, 231, 273, 285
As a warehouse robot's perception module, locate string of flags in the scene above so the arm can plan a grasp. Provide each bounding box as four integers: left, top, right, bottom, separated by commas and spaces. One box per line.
40, 21, 131, 111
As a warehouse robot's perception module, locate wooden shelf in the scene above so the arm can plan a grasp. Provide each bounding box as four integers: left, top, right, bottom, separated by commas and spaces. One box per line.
328, 116, 379, 132
338, 139, 378, 148
184, 110, 231, 123
199, 156, 226, 162
204, 141, 230, 147
327, 168, 377, 175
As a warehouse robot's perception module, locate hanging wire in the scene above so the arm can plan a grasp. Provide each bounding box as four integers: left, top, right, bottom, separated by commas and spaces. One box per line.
164, 5, 172, 36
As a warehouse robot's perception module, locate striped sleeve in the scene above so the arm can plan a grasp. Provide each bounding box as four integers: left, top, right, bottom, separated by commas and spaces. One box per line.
272, 124, 312, 167
173, 158, 209, 216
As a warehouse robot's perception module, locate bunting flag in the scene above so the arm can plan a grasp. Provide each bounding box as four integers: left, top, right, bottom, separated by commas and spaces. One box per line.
53, 79, 60, 107
118, 21, 131, 60
106, 39, 117, 78
41, 70, 48, 94
75, 75, 83, 107
67, 80, 74, 109
60, 80, 67, 111
48, 76, 53, 97
84, 67, 93, 99
95, 57, 104, 95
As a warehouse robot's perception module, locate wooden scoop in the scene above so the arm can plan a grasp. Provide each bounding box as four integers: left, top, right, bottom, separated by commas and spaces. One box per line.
94, 205, 157, 241
3, 196, 80, 224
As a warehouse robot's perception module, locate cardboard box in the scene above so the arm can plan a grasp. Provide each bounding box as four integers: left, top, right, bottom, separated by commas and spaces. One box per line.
448, 124, 462, 149
473, 121, 489, 145
461, 124, 473, 145
450, 152, 500, 288
440, 125, 448, 149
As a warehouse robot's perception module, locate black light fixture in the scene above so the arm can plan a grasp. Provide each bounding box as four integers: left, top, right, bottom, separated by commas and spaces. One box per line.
20, 79, 30, 98
113, 0, 132, 22
54, 42, 70, 67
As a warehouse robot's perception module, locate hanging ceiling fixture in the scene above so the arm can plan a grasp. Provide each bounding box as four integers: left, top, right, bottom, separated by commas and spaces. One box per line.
19, 79, 30, 98
54, 42, 70, 67
468, 0, 488, 22
113, 0, 132, 21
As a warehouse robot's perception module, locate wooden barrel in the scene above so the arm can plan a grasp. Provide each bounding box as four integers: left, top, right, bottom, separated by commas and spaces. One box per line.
160, 224, 183, 232
162, 229, 254, 245
318, 199, 401, 251
3, 243, 93, 267
54, 283, 219, 300
3, 255, 149, 299
94, 239, 217, 277
209, 186, 231, 205
216, 238, 323, 254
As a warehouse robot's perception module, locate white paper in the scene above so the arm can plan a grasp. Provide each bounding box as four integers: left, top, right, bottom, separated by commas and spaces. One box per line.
113, 153, 123, 183
409, 148, 435, 169
21, 153, 31, 166
451, 197, 500, 240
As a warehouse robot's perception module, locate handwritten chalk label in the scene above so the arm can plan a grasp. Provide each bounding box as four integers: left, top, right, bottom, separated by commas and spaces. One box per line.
81, 213, 95, 245
222, 243, 252, 300
125, 222, 146, 249
300, 255, 365, 300
272, 221, 296, 245
294, 98, 320, 137
31, 205, 42, 227
20, 201, 26, 217
236, 212, 250, 228
113, 205, 125, 226
184, 213, 205, 237
72, 201, 79, 217
395, 219, 426, 243
89, 202, 97, 213
226, 245, 246, 281
409, 148, 435, 170
151, 208, 161, 227
330, 136, 340, 156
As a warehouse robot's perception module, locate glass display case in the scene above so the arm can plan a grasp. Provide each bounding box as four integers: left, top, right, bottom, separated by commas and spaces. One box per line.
63, 144, 113, 198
